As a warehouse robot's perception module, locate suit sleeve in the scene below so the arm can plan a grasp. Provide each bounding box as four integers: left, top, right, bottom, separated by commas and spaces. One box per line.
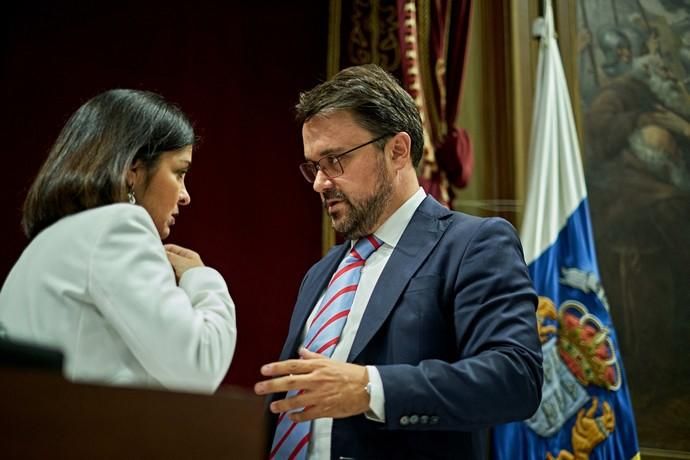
376, 218, 542, 430
87, 206, 236, 393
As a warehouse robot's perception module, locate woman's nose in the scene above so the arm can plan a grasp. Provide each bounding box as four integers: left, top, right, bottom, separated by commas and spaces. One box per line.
179, 186, 191, 206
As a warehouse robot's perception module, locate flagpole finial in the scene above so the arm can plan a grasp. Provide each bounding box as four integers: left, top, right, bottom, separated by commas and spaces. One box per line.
533, 0, 557, 43
532, 17, 546, 39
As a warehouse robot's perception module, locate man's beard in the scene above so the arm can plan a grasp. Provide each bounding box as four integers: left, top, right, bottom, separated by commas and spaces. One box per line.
323, 162, 394, 240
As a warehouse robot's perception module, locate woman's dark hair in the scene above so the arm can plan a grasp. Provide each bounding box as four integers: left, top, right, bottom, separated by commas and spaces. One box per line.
22, 89, 195, 239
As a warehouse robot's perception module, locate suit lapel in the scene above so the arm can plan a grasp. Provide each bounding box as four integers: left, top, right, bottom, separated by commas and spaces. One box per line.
280, 243, 350, 360
348, 196, 452, 361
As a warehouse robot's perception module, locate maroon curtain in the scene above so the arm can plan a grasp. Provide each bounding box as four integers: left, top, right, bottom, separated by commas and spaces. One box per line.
398, 0, 473, 207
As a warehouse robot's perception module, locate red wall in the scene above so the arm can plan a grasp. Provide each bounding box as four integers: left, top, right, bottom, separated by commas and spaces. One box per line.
0, 1, 328, 388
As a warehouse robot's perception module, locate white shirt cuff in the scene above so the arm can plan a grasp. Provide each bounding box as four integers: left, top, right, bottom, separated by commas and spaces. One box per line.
364, 365, 386, 422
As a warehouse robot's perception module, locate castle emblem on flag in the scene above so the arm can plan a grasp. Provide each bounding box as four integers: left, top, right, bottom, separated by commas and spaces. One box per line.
526, 267, 622, 459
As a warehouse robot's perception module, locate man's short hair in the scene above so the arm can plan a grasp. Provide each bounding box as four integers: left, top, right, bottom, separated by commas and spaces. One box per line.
295, 64, 424, 168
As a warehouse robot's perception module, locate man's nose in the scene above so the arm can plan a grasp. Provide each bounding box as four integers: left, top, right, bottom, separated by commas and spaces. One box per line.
312, 169, 333, 193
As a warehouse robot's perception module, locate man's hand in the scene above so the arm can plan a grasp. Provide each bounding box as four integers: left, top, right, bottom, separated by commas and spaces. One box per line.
254, 348, 370, 422
164, 243, 204, 281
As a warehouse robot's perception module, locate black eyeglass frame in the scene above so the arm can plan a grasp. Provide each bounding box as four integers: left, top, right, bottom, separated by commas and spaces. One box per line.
298, 133, 392, 183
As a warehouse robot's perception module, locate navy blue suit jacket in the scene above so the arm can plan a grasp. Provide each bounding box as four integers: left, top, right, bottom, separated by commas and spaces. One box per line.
274, 196, 543, 459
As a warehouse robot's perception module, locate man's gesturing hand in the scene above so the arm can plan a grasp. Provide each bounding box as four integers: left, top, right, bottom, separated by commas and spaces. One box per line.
254, 348, 370, 422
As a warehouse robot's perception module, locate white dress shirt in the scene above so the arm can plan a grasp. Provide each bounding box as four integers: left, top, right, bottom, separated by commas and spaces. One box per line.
305, 187, 426, 459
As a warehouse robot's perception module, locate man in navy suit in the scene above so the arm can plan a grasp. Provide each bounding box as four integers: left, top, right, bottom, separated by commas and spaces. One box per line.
255, 64, 542, 460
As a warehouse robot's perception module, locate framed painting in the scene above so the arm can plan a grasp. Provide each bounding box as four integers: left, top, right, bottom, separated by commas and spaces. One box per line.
576, 0, 690, 455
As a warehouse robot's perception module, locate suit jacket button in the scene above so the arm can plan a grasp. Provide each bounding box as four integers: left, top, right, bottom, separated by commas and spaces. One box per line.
430, 416, 440, 425
400, 415, 410, 426
409, 415, 419, 425
420, 415, 429, 425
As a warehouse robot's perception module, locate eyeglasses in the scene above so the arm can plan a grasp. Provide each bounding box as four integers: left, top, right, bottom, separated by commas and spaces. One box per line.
298, 133, 391, 183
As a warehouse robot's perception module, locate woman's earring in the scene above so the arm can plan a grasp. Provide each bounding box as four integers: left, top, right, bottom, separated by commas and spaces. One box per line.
127, 187, 136, 204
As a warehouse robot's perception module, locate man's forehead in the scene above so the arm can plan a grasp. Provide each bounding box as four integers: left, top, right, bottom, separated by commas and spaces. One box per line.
302, 132, 341, 159
303, 115, 369, 158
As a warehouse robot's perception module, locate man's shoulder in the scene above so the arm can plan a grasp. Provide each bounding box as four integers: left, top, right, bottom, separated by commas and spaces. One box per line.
417, 206, 520, 251
418, 200, 514, 234
414, 195, 506, 225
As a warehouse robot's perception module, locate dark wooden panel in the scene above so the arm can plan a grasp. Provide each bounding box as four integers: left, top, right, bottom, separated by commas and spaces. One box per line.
0, 368, 267, 459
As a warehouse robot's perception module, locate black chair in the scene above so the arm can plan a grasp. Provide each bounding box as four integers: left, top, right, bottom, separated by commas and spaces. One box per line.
0, 323, 64, 372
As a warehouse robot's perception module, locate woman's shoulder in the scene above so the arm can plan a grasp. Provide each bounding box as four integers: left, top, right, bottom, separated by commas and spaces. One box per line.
86, 204, 158, 238
82, 203, 148, 219
71, 204, 153, 228
39, 204, 157, 244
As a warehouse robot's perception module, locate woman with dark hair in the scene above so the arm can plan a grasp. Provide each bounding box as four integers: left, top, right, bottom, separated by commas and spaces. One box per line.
0, 89, 236, 394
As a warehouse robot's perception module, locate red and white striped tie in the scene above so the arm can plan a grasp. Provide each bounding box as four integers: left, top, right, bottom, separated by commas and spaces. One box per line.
270, 235, 383, 460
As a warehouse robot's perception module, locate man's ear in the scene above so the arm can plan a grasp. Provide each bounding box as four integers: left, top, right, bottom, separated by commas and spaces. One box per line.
126, 159, 144, 188
390, 132, 412, 169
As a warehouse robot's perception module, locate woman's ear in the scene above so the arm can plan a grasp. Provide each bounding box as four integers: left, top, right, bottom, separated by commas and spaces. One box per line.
126, 159, 144, 189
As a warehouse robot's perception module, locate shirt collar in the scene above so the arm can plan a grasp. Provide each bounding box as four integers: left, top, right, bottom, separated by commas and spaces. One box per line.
371, 187, 426, 249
